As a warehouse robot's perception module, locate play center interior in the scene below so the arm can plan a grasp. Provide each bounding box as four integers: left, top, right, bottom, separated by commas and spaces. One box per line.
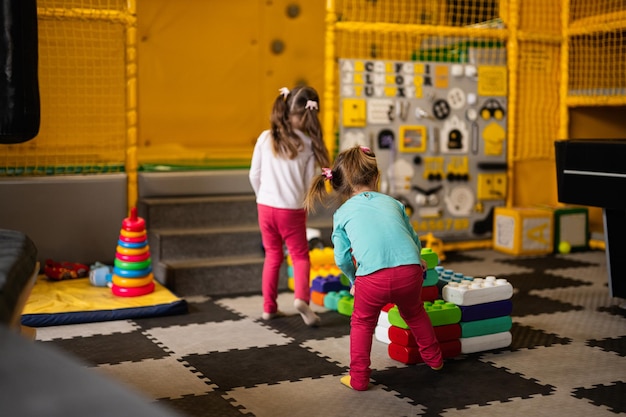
1, 1, 626, 416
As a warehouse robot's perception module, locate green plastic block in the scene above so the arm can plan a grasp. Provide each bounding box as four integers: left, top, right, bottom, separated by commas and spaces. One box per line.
388, 306, 408, 329
425, 300, 461, 326
460, 315, 512, 338
337, 295, 354, 317
339, 274, 352, 287
420, 248, 439, 269
388, 300, 461, 329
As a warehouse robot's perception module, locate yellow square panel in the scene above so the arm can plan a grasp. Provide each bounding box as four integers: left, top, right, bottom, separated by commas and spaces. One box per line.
342, 98, 367, 127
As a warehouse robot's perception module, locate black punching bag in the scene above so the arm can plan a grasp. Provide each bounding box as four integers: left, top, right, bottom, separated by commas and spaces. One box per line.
0, 0, 40, 144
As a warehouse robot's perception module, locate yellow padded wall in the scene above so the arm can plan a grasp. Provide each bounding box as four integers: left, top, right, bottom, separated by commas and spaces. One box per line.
136, 0, 325, 164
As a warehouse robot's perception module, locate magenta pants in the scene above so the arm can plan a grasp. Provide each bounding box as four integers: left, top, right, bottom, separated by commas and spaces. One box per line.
349, 264, 442, 390
257, 204, 311, 314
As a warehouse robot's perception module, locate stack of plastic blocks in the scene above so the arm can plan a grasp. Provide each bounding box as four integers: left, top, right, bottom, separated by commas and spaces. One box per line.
323, 289, 351, 312
442, 275, 513, 354
375, 248, 440, 345
287, 246, 336, 291
386, 300, 462, 364
310, 265, 351, 307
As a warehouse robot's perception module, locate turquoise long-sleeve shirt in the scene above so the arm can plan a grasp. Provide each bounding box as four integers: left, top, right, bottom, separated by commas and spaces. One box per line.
331, 191, 422, 284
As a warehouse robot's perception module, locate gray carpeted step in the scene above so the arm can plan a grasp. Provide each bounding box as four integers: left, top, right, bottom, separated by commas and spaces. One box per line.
156, 256, 287, 297
139, 194, 333, 297
148, 225, 264, 262
138, 195, 259, 229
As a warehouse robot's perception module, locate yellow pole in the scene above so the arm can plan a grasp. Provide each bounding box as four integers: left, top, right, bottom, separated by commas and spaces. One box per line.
323, 0, 338, 159
505, 0, 518, 208
558, 0, 570, 140
125, 0, 139, 211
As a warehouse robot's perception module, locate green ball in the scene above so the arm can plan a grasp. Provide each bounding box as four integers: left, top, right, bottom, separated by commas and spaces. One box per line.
558, 241, 571, 254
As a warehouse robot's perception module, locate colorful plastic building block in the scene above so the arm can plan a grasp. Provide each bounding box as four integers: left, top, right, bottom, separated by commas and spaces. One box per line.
461, 331, 512, 354
337, 295, 354, 317
388, 339, 461, 364
460, 315, 512, 338
323, 290, 351, 311
420, 247, 439, 269
421, 285, 439, 302
388, 323, 461, 347
388, 300, 461, 328
459, 299, 512, 322
442, 276, 513, 306
311, 275, 349, 293
311, 290, 326, 307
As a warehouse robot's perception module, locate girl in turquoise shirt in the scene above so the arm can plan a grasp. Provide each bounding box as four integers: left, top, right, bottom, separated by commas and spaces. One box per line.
305, 145, 443, 391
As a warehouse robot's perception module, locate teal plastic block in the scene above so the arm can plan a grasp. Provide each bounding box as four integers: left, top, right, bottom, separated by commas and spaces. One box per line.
424, 268, 439, 287
420, 248, 439, 269
337, 295, 354, 317
460, 315, 512, 338
323, 290, 351, 311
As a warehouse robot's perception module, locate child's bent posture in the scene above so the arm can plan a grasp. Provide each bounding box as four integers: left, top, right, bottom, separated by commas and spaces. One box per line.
305, 145, 443, 390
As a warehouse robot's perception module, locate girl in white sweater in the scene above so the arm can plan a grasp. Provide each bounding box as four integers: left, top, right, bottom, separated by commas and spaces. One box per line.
249, 86, 330, 326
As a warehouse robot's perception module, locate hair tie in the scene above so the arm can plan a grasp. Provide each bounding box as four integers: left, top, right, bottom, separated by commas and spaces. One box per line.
360, 146, 371, 153
321, 168, 333, 181
279, 87, 290, 99
305, 100, 318, 111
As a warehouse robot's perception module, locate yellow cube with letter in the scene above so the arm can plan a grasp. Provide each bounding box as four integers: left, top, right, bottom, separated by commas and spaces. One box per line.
493, 207, 553, 256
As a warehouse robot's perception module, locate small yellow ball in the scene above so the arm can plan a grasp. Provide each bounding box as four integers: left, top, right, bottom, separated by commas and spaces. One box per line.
558, 241, 571, 254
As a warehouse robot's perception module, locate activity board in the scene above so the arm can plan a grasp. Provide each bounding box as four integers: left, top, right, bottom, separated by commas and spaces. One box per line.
339, 57, 508, 240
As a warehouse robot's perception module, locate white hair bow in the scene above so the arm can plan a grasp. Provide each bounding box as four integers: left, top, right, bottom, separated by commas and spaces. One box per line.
279, 87, 290, 98
305, 100, 318, 111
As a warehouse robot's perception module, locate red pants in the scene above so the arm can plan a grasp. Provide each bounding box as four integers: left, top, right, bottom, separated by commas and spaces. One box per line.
257, 204, 311, 313
350, 264, 442, 390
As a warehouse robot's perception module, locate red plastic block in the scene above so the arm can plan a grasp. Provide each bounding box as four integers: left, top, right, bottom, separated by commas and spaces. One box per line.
388, 339, 461, 364
388, 324, 461, 347
422, 285, 439, 302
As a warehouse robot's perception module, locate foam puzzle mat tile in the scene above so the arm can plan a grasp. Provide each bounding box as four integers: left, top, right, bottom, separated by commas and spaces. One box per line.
33, 249, 626, 417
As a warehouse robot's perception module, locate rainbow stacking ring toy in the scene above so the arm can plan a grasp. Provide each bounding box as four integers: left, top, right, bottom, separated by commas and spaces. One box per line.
111, 207, 155, 297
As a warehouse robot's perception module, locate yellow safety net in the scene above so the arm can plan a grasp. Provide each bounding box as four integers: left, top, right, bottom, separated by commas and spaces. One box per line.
0, 0, 624, 220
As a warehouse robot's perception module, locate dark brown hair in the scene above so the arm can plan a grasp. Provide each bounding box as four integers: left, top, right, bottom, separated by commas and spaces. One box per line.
270, 85, 330, 168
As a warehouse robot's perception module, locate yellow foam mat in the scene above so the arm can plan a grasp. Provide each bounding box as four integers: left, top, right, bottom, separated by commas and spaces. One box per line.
22, 276, 186, 326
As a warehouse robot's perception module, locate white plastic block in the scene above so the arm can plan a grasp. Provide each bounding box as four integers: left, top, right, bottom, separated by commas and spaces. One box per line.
442, 276, 513, 306
375, 325, 391, 344
461, 331, 512, 354
377, 310, 390, 327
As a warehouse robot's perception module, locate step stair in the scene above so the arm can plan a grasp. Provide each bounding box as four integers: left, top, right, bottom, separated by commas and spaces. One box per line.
137, 194, 332, 297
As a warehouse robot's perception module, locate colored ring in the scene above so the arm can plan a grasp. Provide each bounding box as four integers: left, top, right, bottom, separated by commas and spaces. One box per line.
112, 274, 153, 288
119, 234, 147, 244
114, 258, 151, 270
116, 252, 150, 262
119, 229, 146, 238
116, 245, 150, 256
117, 239, 147, 249
111, 281, 155, 297
113, 265, 152, 278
